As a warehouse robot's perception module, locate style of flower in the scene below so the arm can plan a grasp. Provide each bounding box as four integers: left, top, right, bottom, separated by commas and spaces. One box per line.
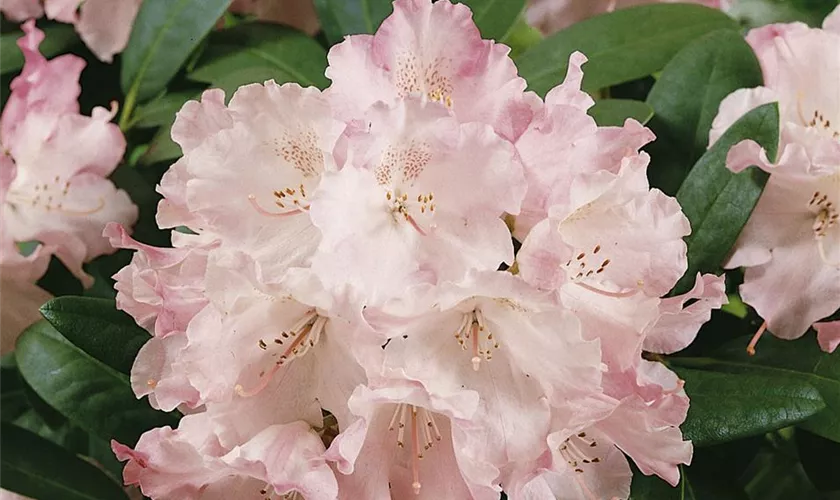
711, 5, 840, 353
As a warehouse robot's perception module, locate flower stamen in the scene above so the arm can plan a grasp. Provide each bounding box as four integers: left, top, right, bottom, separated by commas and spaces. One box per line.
746, 321, 768, 356
454, 309, 499, 371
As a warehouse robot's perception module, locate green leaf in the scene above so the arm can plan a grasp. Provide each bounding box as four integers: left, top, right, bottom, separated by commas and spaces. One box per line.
672, 103, 778, 294
0, 356, 29, 423
515, 3, 738, 96
139, 122, 182, 166
40, 296, 151, 375
588, 99, 654, 127
670, 332, 840, 443
314, 0, 393, 45
630, 455, 749, 500
797, 429, 840, 492
120, 0, 231, 122
190, 23, 329, 94
15, 321, 178, 445
728, 0, 839, 29
0, 23, 79, 75
456, 0, 525, 41
646, 30, 763, 195
673, 367, 825, 447
130, 90, 201, 129
0, 423, 128, 500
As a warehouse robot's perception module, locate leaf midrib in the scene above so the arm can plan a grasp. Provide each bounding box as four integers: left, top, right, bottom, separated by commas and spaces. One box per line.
126, 0, 193, 97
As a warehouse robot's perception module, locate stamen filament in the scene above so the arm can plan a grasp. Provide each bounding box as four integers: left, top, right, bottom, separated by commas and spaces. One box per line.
575, 281, 639, 298
405, 213, 427, 236
411, 407, 422, 495
747, 321, 767, 356
248, 194, 307, 218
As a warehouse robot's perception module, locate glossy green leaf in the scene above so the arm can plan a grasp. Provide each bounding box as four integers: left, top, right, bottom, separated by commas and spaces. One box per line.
130, 90, 201, 129
646, 30, 763, 195
457, 0, 525, 41
0, 423, 128, 500
670, 332, 840, 442
0, 355, 28, 423
630, 454, 749, 499
15, 321, 178, 445
120, 0, 231, 111
588, 99, 654, 127
796, 429, 840, 492
0, 24, 79, 76
190, 23, 329, 94
673, 367, 825, 447
672, 103, 778, 294
40, 296, 151, 375
728, 0, 839, 29
515, 3, 738, 96
139, 122, 181, 166
314, 0, 393, 45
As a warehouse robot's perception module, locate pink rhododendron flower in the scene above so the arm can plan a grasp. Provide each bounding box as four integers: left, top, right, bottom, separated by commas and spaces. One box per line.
527, 0, 725, 34
711, 7, 840, 352
375, 270, 603, 470
326, 382, 500, 499
510, 52, 655, 240
309, 97, 526, 305
0, 22, 136, 341
113, 414, 338, 500
157, 83, 345, 282
1, 22, 137, 283
230, 0, 320, 35
325, 0, 526, 136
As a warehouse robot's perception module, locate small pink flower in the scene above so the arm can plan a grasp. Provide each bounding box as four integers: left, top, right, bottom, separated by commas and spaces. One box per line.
711, 9, 840, 350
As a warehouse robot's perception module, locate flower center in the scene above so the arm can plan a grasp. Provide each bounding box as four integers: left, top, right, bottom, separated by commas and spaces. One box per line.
559, 432, 602, 474
395, 53, 454, 108
454, 309, 499, 371
809, 188, 840, 267
5, 174, 105, 216
247, 183, 311, 218
235, 310, 326, 397
387, 403, 443, 495
562, 244, 641, 298
386, 189, 435, 235
803, 109, 840, 141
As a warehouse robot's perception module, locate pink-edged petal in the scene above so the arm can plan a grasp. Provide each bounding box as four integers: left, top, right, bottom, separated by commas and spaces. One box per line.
0, 0, 43, 21
544, 52, 594, 112
1, 21, 83, 145
220, 422, 338, 500
76, 0, 142, 62
815, 321, 840, 353
43, 0, 78, 23
131, 334, 201, 412
105, 223, 211, 338
708, 87, 779, 147
644, 273, 728, 354
825, 5, 840, 32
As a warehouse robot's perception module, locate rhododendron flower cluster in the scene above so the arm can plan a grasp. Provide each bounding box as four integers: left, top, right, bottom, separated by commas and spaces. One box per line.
712, 5, 840, 354
107, 1, 729, 498
0, 21, 137, 348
